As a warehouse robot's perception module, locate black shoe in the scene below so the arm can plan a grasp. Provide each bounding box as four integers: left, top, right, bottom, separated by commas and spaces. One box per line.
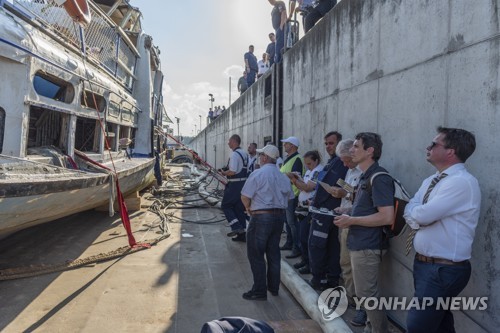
350, 309, 367, 327
298, 265, 311, 274
242, 290, 267, 301
231, 233, 246, 242
293, 261, 307, 269
285, 250, 302, 259
227, 229, 244, 237
268, 289, 279, 296
280, 244, 292, 251
306, 279, 327, 291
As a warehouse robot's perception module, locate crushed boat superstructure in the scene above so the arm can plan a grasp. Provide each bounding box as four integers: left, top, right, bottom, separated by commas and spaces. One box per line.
0, 0, 166, 236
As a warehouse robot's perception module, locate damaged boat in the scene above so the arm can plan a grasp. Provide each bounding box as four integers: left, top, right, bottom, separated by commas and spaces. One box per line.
0, 0, 167, 236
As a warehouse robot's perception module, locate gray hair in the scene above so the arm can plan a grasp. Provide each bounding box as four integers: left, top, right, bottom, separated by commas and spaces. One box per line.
336, 139, 354, 157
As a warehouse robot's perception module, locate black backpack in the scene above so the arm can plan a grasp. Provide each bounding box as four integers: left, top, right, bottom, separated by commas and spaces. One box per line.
370, 172, 411, 237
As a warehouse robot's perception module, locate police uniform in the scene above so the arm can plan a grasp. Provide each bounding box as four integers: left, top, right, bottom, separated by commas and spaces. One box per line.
308, 155, 348, 288
221, 147, 249, 234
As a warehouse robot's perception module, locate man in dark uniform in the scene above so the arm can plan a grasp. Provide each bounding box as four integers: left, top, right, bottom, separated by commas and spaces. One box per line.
308, 131, 348, 290
305, 0, 337, 33
220, 134, 249, 242
244, 45, 258, 87
268, 0, 287, 64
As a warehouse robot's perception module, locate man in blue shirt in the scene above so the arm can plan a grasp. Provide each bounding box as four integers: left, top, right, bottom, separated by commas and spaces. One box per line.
241, 145, 294, 300
244, 45, 258, 87
266, 33, 276, 67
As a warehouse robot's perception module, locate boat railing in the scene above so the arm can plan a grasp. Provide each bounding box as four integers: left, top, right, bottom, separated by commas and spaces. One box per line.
8, 0, 138, 91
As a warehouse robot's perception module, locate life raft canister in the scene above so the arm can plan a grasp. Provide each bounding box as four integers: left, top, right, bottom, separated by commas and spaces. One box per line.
62, 0, 92, 26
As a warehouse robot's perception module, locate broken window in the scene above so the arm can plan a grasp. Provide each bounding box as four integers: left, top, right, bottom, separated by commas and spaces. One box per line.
33, 72, 74, 103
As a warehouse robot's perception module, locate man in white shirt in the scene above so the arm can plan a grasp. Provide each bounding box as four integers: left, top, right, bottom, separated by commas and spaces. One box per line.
220, 134, 249, 242
404, 127, 481, 333
257, 53, 270, 79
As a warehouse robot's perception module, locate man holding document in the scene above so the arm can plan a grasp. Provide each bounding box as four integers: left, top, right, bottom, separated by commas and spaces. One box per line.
304, 131, 347, 290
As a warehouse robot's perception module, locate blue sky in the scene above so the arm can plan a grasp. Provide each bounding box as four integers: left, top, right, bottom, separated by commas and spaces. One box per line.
132, 0, 280, 136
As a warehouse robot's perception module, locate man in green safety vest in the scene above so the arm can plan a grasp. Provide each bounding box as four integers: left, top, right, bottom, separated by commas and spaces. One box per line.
279, 136, 305, 258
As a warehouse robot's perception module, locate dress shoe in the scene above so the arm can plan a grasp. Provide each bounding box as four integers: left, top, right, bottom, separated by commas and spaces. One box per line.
293, 261, 307, 269
280, 244, 292, 251
231, 233, 246, 242
268, 289, 279, 296
227, 229, 244, 237
242, 290, 267, 301
298, 265, 311, 274
285, 250, 302, 259
350, 309, 367, 327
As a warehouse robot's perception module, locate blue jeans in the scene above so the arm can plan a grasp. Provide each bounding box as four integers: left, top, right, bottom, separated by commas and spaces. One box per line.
406, 258, 471, 333
284, 198, 300, 252
246, 70, 256, 87
246, 213, 285, 295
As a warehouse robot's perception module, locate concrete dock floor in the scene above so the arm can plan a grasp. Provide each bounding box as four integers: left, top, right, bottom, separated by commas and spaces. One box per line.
0, 167, 322, 333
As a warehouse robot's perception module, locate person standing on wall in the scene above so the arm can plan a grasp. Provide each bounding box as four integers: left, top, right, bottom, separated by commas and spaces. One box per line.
241, 145, 294, 300
268, 0, 287, 64
244, 45, 258, 87
266, 32, 276, 67
220, 134, 249, 242
404, 127, 481, 333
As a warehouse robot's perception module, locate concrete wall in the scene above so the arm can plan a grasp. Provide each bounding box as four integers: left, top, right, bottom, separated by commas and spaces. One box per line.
191, 1, 499, 331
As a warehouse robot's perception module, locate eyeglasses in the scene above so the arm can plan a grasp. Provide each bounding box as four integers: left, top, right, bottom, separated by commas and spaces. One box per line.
427, 141, 446, 150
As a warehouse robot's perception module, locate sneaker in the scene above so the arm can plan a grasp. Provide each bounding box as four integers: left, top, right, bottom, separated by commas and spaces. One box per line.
350, 309, 367, 327
242, 290, 267, 301
268, 289, 279, 296
306, 279, 327, 291
293, 261, 307, 269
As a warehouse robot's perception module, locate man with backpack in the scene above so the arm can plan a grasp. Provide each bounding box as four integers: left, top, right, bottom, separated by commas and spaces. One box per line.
334, 132, 394, 333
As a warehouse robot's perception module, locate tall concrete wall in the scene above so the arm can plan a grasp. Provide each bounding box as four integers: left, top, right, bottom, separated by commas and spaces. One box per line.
191, 1, 499, 331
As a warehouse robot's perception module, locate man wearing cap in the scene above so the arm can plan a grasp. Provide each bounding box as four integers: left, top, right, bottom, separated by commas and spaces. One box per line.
220, 134, 249, 242
241, 145, 294, 300
308, 131, 347, 290
279, 136, 305, 259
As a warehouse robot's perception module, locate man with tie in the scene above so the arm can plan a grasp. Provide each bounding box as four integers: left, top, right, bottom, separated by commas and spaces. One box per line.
404, 127, 481, 333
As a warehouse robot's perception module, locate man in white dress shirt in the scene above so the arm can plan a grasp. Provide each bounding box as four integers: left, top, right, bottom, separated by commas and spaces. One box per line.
404, 126, 481, 333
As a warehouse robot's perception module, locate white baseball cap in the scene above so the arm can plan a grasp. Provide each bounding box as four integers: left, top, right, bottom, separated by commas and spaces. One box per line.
256, 145, 280, 159
281, 136, 300, 147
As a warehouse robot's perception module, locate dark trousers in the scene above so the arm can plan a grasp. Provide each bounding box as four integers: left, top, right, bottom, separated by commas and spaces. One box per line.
406, 259, 472, 333
298, 213, 311, 264
247, 70, 257, 87
221, 181, 247, 232
308, 214, 341, 285
305, 0, 336, 33
275, 27, 285, 63
246, 213, 285, 295
284, 197, 300, 252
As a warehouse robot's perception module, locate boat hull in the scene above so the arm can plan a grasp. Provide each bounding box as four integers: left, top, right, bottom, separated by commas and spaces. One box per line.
0, 157, 155, 237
